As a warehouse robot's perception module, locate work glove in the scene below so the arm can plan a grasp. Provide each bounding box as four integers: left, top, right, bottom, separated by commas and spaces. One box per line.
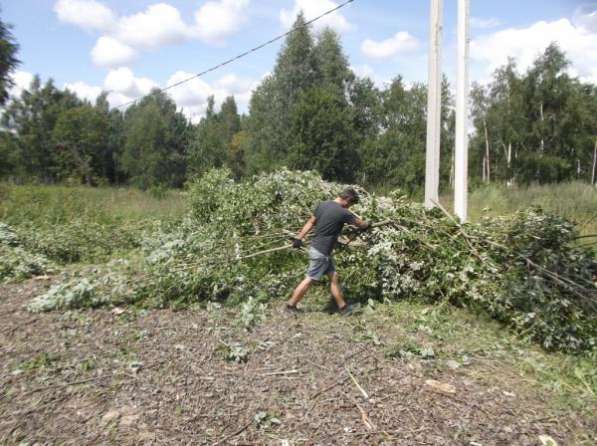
292, 238, 303, 249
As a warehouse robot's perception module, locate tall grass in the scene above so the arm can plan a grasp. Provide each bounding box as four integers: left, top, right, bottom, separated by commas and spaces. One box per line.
0, 184, 186, 226
442, 182, 597, 236
0, 184, 187, 265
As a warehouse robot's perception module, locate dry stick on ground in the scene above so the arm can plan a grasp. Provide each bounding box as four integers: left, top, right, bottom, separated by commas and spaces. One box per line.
308, 376, 351, 409
19, 376, 106, 398
212, 419, 252, 446
260, 369, 301, 377
346, 367, 369, 400
350, 396, 377, 430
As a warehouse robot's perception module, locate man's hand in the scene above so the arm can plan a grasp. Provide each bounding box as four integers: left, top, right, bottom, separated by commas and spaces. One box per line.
354, 217, 370, 232
292, 238, 303, 249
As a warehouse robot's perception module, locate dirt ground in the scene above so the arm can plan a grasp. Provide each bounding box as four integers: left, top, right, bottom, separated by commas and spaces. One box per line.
1, 278, 595, 445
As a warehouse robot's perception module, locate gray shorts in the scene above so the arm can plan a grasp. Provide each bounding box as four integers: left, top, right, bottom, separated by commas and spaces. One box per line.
307, 247, 336, 281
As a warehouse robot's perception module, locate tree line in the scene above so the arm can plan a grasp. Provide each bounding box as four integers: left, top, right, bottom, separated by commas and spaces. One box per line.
1, 13, 596, 192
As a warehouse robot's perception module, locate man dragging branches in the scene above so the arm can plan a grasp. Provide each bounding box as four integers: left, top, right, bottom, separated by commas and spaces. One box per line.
287, 188, 370, 315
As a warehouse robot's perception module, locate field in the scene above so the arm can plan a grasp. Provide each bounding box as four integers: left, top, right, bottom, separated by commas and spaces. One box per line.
1, 181, 596, 445
442, 182, 597, 237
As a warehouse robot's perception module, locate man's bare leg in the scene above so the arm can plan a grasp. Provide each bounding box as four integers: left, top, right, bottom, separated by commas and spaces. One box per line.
287, 276, 313, 307
329, 272, 347, 309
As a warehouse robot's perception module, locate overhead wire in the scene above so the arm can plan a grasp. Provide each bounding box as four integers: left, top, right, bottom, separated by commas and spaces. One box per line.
115, 0, 356, 109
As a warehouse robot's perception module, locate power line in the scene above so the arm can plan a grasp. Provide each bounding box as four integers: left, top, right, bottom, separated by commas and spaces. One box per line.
115, 0, 356, 109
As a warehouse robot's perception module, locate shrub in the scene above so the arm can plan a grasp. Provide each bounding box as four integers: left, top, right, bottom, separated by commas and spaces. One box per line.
0, 222, 54, 282
25, 169, 597, 352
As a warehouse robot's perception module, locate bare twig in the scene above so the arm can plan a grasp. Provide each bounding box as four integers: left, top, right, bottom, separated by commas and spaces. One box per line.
350, 396, 376, 430
20, 376, 105, 397
346, 367, 369, 400
212, 419, 252, 446
260, 369, 301, 377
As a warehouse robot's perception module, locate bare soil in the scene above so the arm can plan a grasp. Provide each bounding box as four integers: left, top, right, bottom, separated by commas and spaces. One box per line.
1, 278, 595, 445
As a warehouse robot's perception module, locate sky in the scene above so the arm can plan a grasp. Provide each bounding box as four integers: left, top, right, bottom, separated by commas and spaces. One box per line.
2, 0, 596, 122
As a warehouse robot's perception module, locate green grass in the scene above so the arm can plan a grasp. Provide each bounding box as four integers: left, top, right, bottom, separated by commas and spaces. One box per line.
356, 299, 597, 414
441, 181, 597, 236
0, 184, 187, 267
0, 184, 186, 226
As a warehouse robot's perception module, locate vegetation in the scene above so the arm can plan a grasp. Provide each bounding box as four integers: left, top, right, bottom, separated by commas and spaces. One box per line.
1, 13, 595, 192
0, 13, 19, 106
0, 184, 185, 280
442, 181, 597, 236
14, 170, 595, 353
0, 9, 594, 444
470, 47, 597, 185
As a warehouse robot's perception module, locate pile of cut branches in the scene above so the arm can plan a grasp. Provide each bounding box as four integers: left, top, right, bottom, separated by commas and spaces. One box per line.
26, 169, 596, 352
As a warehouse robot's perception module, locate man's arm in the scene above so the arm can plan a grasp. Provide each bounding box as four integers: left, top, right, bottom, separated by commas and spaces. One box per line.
296, 215, 316, 241
352, 216, 370, 231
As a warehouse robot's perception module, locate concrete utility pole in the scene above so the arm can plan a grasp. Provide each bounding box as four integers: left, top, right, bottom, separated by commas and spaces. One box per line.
454, 0, 470, 221
424, 0, 443, 209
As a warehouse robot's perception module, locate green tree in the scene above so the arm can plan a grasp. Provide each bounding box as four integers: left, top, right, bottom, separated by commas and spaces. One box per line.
1, 76, 82, 182
360, 77, 427, 193
0, 14, 19, 105
245, 13, 317, 172
244, 75, 280, 174
95, 92, 125, 184
289, 86, 359, 182
313, 28, 353, 94
470, 44, 597, 185
52, 105, 109, 184
349, 76, 382, 184
121, 90, 189, 188
220, 96, 241, 142
227, 130, 249, 179
188, 96, 226, 177
470, 58, 526, 183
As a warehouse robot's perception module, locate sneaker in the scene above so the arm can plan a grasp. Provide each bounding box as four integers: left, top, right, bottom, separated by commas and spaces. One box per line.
285, 304, 302, 314
322, 299, 337, 314
338, 303, 358, 316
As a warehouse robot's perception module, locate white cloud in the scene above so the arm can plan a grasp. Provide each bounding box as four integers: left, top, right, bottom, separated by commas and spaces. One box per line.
59, 68, 260, 118
166, 71, 259, 122
64, 81, 103, 102
104, 67, 157, 98
166, 72, 223, 122
58, 69, 157, 108
116, 3, 193, 49
471, 19, 597, 83
9, 71, 35, 98
470, 17, 502, 29
54, 0, 116, 32
54, 1, 251, 67
361, 32, 419, 59
194, 0, 250, 43
280, 0, 353, 33
91, 36, 137, 67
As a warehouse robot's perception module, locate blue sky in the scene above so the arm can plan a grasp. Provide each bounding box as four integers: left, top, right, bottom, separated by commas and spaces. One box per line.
3, 0, 596, 121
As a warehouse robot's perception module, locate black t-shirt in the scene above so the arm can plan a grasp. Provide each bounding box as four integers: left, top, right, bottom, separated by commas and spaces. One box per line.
310, 200, 356, 255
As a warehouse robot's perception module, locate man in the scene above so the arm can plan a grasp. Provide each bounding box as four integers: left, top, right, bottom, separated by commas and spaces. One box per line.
286, 188, 370, 315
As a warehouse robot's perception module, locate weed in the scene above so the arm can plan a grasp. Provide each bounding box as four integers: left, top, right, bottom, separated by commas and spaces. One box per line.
237, 297, 267, 330
217, 342, 250, 363
17, 352, 60, 372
